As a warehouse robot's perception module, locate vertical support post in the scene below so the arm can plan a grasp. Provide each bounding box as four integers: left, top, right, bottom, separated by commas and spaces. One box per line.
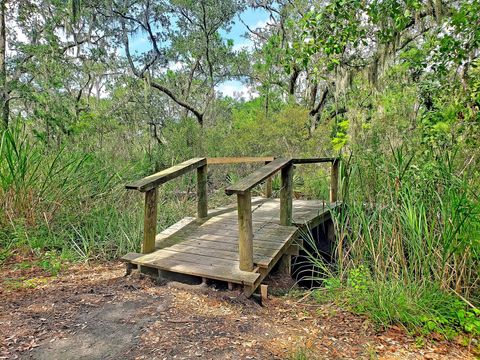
237, 191, 253, 271
143, 188, 157, 254
280, 163, 293, 226
197, 164, 208, 219
330, 159, 339, 203
279, 254, 292, 275
264, 161, 272, 198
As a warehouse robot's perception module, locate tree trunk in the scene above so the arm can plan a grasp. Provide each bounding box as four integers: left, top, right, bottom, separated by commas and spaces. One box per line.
288, 66, 300, 96
0, 0, 8, 129
308, 88, 329, 135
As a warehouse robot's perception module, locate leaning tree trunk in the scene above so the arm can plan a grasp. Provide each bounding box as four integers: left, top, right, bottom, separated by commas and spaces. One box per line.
0, 0, 8, 129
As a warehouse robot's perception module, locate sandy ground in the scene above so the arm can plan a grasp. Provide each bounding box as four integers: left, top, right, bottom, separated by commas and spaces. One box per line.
0, 261, 476, 360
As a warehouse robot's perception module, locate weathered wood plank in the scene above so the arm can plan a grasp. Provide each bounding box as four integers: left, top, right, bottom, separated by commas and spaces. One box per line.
197, 222, 284, 233
291, 157, 338, 164
155, 217, 197, 241
280, 163, 293, 226
132, 257, 260, 285
197, 164, 208, 218
126, 157, 207, 192
138, 248, 244, 269
166, 235, 291, 251
167, 242, 276, 267
237, 191, 254, 271
264, 160, 273, 198
124, 197, 338, 295
143, 188, 157, 254
177, 237, 286, 251
121, 252, 143, 262
225, 158, 291, 195
170, 226, 296, 242
204, 197, 267, 218
330, 159, 339, 203
207, 156, 274, 165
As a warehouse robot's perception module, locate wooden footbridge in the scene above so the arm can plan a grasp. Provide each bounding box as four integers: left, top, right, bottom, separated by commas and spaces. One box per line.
122, 157, 340, 296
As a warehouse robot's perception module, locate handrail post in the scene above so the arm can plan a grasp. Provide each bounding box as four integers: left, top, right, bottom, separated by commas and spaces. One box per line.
264, 161, 272, 198
197, 164, 208, 219
330, 159, 339, 203
280, 162, 293, 226
237, 191, 253, 271
143, 188, 157, 253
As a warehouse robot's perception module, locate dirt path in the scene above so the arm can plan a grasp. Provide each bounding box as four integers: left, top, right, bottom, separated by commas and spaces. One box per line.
0, 262, 475, 359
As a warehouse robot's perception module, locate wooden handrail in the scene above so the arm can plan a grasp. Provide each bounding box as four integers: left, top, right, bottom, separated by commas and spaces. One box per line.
126, 157, 207, 192
126, 157, 208, 254
292, 157, 340, 202
224, 158, 291, 195
126, 156, 275, 255
225, 158, 293, 271
207, 156, 274, 165
126, 155, 340, 260
292, 157, 339, 164
127, 157, 275, 193
225, 156, 340, 272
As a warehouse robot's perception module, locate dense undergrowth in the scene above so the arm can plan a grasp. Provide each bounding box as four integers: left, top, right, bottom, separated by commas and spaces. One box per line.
1, 87, 479, 346
300, 146, 479, 344
1, 0, 480, 351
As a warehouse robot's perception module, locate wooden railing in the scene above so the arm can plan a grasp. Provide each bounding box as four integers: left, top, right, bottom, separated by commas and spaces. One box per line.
225, 157, 340, 271
126, 156, 340, 271
126, 156, 274, 254
126, 157, 208, 253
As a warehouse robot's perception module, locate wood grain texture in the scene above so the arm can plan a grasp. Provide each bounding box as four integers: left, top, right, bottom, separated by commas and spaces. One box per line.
225, 158, 291, 195
131, 254, 260, 285
207, 156, 274, 165
291, 157, 338, 164
237, 191, 254, 271
330, 159, 339, 203
124, 197, 339, 296
126, 157, 206, 192
143, 188, 157, 254
280, 164, 293, 226
196, 164, 208, 218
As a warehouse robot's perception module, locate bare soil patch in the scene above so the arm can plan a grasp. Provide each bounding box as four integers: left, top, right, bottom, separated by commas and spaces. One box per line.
0, 261, 475, 359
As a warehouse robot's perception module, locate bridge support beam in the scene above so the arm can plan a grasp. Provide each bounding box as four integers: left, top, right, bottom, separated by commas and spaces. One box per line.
264, 160, 273, 198
330, 159, 339, 203
197, 164, 208, 219
237, 191, 254, 271
280, 163, 293, 226
143, 188, 157, 254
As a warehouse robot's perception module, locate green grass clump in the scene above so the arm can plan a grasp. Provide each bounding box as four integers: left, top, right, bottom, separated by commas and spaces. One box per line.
0, 126, 194, 264
312, 267, 480, 339
299, 144, 479, 342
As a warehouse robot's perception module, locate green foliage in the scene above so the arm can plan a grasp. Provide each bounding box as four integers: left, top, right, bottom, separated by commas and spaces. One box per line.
1, 1, 479, 347
313, 269, 480, 339
37, 250, 62, 275
288, 347, 312, 360
0, 126, 89, 227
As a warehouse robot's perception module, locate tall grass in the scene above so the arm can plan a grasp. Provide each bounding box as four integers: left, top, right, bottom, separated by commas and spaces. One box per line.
0, 127, 155, 262
0, 126, 89, 228
333, 146, 479, 298
300, 144, 479, 336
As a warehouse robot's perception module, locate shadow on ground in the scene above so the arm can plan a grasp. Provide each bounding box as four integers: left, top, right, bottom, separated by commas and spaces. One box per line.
0, 262, 474, 360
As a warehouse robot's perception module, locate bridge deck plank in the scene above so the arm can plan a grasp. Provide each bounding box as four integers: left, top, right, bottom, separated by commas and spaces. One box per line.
123, 198, 337, 289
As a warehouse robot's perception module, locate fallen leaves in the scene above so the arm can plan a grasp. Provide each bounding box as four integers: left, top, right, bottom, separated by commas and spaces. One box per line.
0, 261, 476, 360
